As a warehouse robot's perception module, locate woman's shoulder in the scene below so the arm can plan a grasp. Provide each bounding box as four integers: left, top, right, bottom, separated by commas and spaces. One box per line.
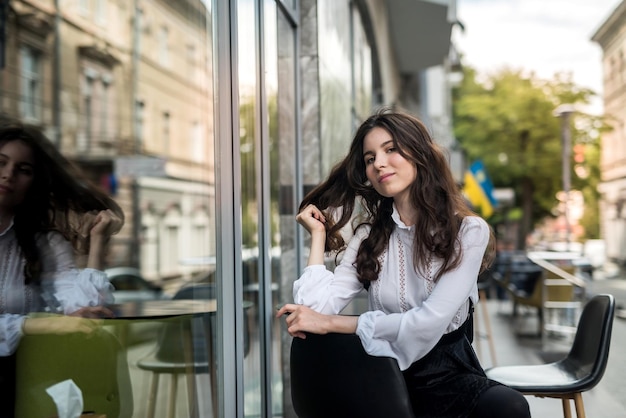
461, 215, 489, 229
460, 216, 490, 244
36, 230, 73, 258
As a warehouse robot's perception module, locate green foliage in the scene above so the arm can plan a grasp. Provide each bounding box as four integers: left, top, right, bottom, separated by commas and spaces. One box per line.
453, 67, 603, 240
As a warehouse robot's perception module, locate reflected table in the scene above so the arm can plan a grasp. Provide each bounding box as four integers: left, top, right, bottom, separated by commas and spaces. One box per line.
108, 299, 218, 417
108, 299, 216, 320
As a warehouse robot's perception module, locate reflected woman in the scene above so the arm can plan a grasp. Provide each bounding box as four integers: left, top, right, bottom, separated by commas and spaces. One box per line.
0, 119, 124, 416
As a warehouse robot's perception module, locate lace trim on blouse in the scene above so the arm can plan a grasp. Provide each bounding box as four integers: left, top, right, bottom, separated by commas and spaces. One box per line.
397, 236, 409, 313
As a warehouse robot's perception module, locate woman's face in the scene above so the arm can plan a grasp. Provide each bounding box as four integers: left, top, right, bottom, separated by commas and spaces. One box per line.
362, 127, 417, 206
0, 140, 35, 214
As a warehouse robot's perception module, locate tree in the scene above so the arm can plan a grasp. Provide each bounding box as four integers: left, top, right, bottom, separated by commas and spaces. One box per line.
453, 67, 602, 249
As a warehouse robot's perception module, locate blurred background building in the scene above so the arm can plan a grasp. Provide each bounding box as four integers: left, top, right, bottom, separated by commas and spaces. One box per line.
592, 0, 626, 265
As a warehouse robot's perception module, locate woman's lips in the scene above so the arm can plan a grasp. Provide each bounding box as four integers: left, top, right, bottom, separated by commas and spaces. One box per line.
378, 173, 394, 183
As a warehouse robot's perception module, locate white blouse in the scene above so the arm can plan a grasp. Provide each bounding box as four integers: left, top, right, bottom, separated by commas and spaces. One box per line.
293, 207, 490, 371
0, 220, 114, 355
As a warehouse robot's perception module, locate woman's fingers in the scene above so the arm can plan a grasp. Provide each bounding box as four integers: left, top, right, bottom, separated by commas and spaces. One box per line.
278, 304, 328, 338
296, 205, 327, 232
90, 209, 123, 237
70, 306, 114, 319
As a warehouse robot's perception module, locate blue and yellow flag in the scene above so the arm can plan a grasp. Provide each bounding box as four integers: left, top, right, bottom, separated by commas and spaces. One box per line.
463, 160, 497, 218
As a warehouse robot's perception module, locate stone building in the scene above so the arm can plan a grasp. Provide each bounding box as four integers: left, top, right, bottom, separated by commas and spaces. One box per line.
592, 0, 626, 264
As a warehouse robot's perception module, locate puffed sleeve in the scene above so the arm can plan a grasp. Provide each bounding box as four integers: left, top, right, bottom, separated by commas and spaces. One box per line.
38, 232, 114, 314
356, 216, 490, 370
293, 227, 367, 314
0, 314, 26, 356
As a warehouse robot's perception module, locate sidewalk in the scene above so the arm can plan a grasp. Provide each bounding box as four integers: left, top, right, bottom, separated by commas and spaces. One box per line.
475, 297, 625, 418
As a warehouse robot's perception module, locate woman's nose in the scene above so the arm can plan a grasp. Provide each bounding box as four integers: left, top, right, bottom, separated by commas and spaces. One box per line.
373, 154, 386, 168
0, 164, 14, 180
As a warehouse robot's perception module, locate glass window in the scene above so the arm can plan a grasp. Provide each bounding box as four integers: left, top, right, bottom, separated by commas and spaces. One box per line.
5, 0, 219, 416
158, 26, 169, 67
19, 45, 41, 121
265, 1, 299, 416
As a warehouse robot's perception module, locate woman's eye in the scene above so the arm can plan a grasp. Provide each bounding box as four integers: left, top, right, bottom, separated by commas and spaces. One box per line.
386, 147, 396, 153
18, 166, 34, 175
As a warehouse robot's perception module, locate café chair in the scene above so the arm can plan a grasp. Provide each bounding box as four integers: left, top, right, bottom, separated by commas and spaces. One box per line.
137, 283, 251, 417
136, 285, 215, 418
15, 328, 133, 418
290, 332, 416, 418
485, 294, 615, 418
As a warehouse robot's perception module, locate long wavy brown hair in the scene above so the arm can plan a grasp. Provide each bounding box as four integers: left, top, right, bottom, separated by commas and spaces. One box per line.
0, 119, 124, 284
299, 109, 495, 284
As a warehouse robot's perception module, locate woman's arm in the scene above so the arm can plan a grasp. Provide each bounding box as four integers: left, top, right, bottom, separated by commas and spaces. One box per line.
39, 232, 114, 317
86, 209, 123, 270
295, 204, 327, 266
276, 304, 358, 339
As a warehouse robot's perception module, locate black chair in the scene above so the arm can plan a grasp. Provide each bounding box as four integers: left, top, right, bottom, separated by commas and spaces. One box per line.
485, 294, 615, 418
290, 332, 415, 418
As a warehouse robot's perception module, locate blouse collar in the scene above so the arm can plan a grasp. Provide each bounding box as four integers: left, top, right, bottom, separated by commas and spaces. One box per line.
0, 217, 15, 237
391, 204, 413, 231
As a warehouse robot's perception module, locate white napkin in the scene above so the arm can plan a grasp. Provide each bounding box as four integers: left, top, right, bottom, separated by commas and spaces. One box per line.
45, 379, 84, 418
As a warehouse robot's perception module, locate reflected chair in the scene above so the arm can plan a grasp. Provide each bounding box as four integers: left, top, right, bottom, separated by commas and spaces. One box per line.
136, 285, 214, 418
485, 294, 615, 418
290, 332, 415, 418
15, 328, 133, 418
137, 284, 251, 418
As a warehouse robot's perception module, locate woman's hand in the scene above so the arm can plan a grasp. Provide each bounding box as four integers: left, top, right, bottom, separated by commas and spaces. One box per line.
86, 209, 123, 270
276, 303, 358, 339
69, 306, 114, 319
89, 209, 123, 239
296, 205, 327, 265
296, 204, 327, 235
22, 315, 104, 336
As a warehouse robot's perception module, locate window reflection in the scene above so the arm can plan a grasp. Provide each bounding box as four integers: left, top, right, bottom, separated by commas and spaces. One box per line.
2, 0, 217, 416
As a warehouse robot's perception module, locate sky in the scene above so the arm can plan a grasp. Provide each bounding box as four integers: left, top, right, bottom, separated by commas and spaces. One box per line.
452, 0, 623, 114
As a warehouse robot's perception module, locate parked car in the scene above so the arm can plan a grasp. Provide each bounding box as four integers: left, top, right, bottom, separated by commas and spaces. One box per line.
105, 267, 165, 303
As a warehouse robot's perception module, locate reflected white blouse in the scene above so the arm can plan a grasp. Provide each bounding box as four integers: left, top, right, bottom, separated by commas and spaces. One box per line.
293, 207, 489, 371
0, 220, 114, 355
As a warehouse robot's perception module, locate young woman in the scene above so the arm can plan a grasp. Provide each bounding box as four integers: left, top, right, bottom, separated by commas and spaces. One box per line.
0, 119, 124, 415
277, 110, 530, 417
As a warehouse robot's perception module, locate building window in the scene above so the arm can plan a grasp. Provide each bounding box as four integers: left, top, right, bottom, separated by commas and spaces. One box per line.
101, 75, 111, 143
79, 71, 94, 150
19, 46, 42, 122
192, 121, 203, 162
135, 100, 145, 148
162, 111, 170, 153
187, 44, 196, 80
158, 26, 169, 66
79, 0, 89, 15
78, 65, 115, 151
95, 0, 107, 25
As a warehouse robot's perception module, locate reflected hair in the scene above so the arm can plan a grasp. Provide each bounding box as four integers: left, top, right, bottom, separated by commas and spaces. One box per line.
0, 117, 125, 284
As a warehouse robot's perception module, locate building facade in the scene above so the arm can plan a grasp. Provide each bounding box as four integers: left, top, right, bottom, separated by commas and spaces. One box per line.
1, 0, 458, 416
592, 0, 626, 265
